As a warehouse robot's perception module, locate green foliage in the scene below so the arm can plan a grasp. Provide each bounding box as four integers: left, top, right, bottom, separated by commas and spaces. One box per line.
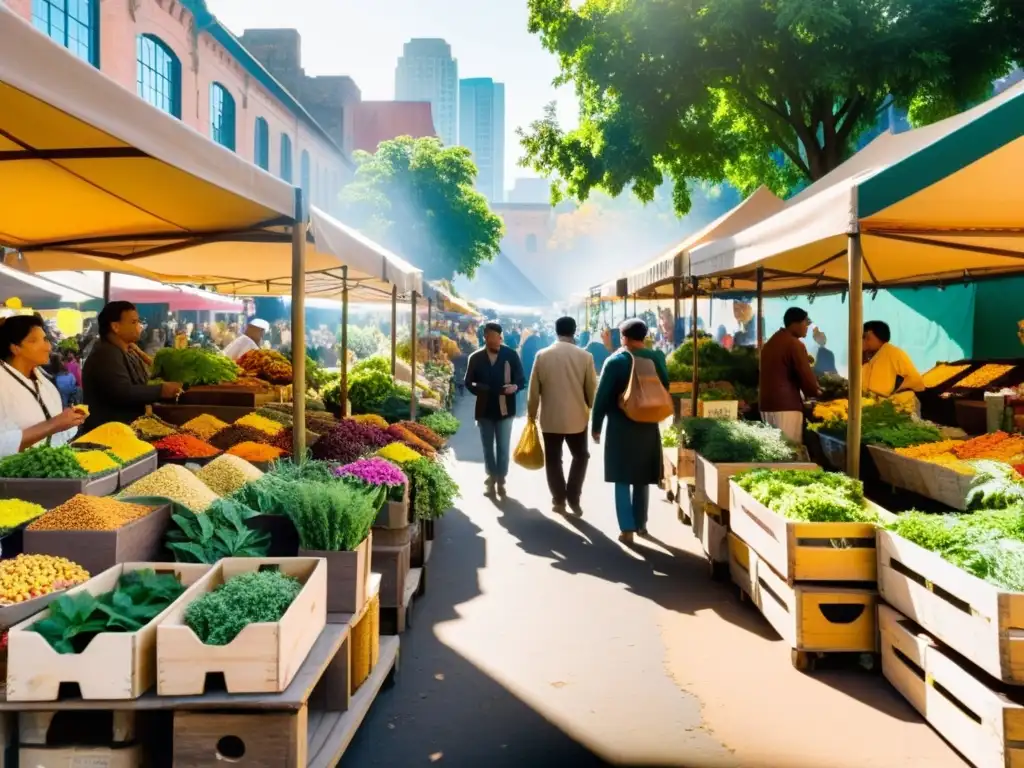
966, 461, 1024, 511
303, 353, 331, 394
679, 417, 795, 463
286, 481, 380, 552
339, 136, 504, 280
166, 499, 270, 564
184, 570, 302, 646
30, 569, 185, 654
815, 400, 943, 448
419, 411, 460, 438
151, 348, 239, 387
0, 445, 86, 479
736, 469, 875, 523
405, 457, 458, 520
348, 369, 396, 414
232, 460, 339, 515
344, 326, 385, 360
666, 340, 757, 386
817, 373, 849, 401
520, 0, 1012, 213
661, 427, 680, 448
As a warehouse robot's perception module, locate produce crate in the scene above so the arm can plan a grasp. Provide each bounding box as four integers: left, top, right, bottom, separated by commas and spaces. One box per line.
878, 529, 1024, 684
729, 533, 878, 670
694, 455, 818, 513
372, 487, 409, 529
371, 542, 411, 609
117, 453, 158, 489
729, 482, 886, 584
20, 744, 142, 768
155, 557, 327, 696
691, 495, 727, 579
868, 446, 972, 510
880, 604, 1024, 768
298, 532, 372, 615
22, 503, 172, 578
677, 448, 696, 482
0, 473, 119, 510
6, 562, 211, 701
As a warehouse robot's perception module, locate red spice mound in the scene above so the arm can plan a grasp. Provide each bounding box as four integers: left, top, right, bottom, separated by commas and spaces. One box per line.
152, 434, 220, 460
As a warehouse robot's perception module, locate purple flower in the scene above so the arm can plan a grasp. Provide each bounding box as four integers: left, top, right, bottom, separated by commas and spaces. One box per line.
310, 420, 393, 464
335, 457, 407, 488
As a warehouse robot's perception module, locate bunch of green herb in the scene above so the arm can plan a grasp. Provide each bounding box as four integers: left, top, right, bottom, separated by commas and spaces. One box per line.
151, 348, 239, 387
184, 570, 303, 646
232, 460, 339, 516
735, 468, 876, 523
405, 457, 458, 520
419, 411, 460, 438
166, 499, 270, 564
30, 569, 186, 653
0, 445, 87, 479
815, 399, 942, 449
678, 418, 795, 463
287, 481, 379, 551
966, 461, 1024, 510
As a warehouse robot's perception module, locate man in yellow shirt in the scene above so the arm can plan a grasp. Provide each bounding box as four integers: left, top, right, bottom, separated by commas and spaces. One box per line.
862, 321, 925, 397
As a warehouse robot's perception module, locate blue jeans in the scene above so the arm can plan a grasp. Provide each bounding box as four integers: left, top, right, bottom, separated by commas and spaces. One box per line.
478, 417, 514, 480
614, 483, 649, 533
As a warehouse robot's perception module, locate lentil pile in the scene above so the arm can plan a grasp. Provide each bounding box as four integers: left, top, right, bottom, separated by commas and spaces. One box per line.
195, 454, 264, 496
74, 450, 121, 476
227, 442, 287, 462
208, 424, 273, 451
29, 495, 155, 531
75, 423, 155, 463
120, 464, 219, 512
153, 434, 220, 461
181, 414, 230, 441
235, 413, 285, 437
131, 415, 179, 441
0, 499, 46, 531
0, 554, 89, 605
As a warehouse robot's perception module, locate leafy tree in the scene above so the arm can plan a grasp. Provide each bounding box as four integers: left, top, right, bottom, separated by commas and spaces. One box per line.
339, 137, 505, 281
521, 0, 1012, 215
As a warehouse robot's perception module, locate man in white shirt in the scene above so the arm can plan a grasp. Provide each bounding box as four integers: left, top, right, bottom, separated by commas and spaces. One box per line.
222, 319, 269, 361
527, 317, 598, 516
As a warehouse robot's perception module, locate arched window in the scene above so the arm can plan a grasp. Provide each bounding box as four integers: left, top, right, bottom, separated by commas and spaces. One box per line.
300, 151, 311, 202
209, 83, 236, 151
280, 134, 293, 183
136, 35, 181, 118
32, 0, 99, 67
254, 118, 270, 171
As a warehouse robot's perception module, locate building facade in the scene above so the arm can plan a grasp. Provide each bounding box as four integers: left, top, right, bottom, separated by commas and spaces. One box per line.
10, 0, 350, 213
459, 78, 505, 203
394, 38, 458, 146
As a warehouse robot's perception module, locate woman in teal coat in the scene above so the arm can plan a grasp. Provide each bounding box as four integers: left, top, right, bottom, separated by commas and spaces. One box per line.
591, 319, 670, 544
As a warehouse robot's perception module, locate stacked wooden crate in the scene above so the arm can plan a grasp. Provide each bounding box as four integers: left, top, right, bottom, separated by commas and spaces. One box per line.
877, 531, 1024, 767
370, 485, 424, 635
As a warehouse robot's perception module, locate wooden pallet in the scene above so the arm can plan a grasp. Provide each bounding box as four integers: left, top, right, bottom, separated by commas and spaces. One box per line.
729, 533, 879, 671
729, 482, 885, 584
880, 603, 1024, 768
878, 530, 1024, 685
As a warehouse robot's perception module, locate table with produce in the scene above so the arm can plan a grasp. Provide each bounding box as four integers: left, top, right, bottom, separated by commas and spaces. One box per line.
0, 349, 464, 768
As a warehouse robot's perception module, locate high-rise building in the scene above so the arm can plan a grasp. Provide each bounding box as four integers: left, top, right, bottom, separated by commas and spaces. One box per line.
459, 78, 505, 202
395, 39, 458, 146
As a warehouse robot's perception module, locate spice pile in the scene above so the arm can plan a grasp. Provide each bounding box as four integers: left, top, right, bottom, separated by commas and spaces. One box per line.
0, 499, 46, 532
195, 455, 264, 496
953, 364, 1015, 390
0, 446, 87, 479
131, 415, 178, 441
120, 464, 219, 512
235, 413, 285, 437
74, 450, 121, 476
0, 554, 89, 605
921, 363, 970, 389
75, 423, 155, 463
227, 442, 287, 463
181, 414, 230, 441
152, 434, 221, 462
28, 495, 156, 532
208, 424, 273, 450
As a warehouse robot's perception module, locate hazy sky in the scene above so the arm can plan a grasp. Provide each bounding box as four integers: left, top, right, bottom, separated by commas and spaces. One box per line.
207, 0, 578, 189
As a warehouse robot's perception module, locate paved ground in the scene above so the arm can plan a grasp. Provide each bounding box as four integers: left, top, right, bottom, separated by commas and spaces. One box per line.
341, 397, 967, 768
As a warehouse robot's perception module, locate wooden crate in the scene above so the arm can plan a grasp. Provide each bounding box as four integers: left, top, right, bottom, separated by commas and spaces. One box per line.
880, 604, 1024, 768
878, 529, 1024, 684
298, 532, 372, 615
20, 744, 142, 768
691, 497, 728, 579
371, 542, 411, 609
729, 533, 878, 669
372, 487, 409, 529
694, 455, 818, 512
156, 558, 327, 696
7, 563, 210, 701
729, 482, 884, 584
173, 711, 306, 768
677, 448, 696, 482
867, 445, 935, 501
0, 473, 119, 510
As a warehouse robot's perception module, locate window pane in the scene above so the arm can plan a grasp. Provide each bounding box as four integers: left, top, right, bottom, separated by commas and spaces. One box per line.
33, 0, 97, 67
210, 83, 236, 151
136, 35, 181, 119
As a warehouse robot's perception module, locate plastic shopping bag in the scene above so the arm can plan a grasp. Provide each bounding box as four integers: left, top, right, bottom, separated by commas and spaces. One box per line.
513, 419, 545, 470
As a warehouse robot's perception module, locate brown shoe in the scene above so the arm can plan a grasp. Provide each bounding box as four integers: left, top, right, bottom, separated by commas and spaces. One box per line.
618, 531, 635, 544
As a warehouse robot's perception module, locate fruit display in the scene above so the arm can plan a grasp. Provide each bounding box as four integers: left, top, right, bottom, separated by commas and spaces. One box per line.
953, 364, 1016, 390
119, 464, 219, 513
28, 495, 156, 532
0, 500, 46, 533
0, 554, 89, 605
0, 445, 86, 479
921, 363, 971, 389
194, 455, 264, 496
152, 347, 240, 387
237, 349, 293, 384
75, 422, 155, 463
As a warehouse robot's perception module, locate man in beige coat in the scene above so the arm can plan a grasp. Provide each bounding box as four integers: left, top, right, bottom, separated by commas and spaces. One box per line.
527, 317, 598, 515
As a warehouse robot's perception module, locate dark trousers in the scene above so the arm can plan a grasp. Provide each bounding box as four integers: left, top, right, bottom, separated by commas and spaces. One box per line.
542, 431, 589, 506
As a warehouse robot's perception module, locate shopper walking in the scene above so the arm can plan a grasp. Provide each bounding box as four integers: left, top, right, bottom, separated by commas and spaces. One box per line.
591, 319, 670, 544
465, 322, 526, 497
759, 307, 821, 443
527, 316, 597, 516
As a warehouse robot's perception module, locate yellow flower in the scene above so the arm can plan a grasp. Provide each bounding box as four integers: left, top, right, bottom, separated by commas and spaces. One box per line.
377, 443, 423, 464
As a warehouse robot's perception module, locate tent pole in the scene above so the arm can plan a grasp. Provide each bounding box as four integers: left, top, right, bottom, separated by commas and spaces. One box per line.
410, 291, 418, 421
390, 285, 398, 375
340, 265, 349, 417
102, 272, 111, 304
427, 298, 433, 358
756, 266, 765, 349
290, 188, 307, 459
673, 279, 681, 347
846, 234, 864, 478
691, 277, 699, 417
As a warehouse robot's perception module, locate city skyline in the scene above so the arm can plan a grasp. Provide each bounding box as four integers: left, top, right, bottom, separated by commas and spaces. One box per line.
459, 77, 505, 202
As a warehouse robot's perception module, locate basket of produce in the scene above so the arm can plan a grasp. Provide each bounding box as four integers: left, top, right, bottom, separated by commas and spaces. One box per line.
949, 363, 1019, 392
0, 445, 119, 508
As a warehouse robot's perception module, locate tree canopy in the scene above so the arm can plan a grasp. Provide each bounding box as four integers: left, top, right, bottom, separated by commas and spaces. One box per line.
339, 136, 505, 281
520, 0, 1014, 215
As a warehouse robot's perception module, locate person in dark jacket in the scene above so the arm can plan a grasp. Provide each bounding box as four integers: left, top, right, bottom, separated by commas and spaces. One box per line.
591, 319, 670, 544
464, 322, 526, 497
82, 302, 183, 430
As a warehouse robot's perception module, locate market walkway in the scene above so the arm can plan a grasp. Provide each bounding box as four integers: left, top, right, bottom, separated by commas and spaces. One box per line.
341, 397, 967, 768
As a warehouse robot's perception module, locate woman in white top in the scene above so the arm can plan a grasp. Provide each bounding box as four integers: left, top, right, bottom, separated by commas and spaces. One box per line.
0, 315, 86, 458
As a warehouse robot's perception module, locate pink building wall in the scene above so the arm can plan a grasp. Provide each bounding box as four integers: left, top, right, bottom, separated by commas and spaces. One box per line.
7, 0, 347, 212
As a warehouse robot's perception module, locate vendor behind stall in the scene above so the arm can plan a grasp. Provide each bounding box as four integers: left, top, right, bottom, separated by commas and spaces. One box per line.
82, 302, 183, 430
862, 320, 925, 397
759, 307, 821, 443
0, 315, 86, 458
222, 318, 269, 361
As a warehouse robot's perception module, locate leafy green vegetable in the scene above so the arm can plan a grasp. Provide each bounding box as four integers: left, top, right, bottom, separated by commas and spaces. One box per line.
735, 469, 877, 523
287, 481, 379, 551
678, 418, 796, 463
0, 445, 87, 479
184, 570, 303, 646
966, 461, 1024, 511
419, 411, 460, 437
30, 569, 186, 653
166, 498, 270, 564
151, 348, 239, 387
405, 457, 458, 520
814, 399, 943, 448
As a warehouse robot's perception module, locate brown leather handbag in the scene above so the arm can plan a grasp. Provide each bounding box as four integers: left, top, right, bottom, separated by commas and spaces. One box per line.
619, 352, 673, 423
